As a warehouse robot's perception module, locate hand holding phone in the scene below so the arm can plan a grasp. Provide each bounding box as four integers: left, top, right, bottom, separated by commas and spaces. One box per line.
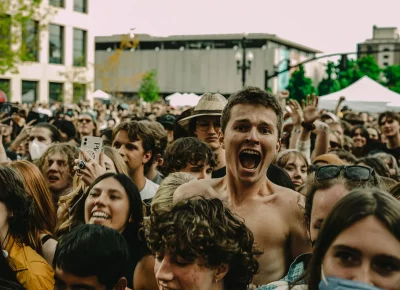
80, 136, 103, 162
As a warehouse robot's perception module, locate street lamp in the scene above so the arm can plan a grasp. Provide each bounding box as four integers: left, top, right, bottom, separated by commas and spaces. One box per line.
235, 36, 254, 87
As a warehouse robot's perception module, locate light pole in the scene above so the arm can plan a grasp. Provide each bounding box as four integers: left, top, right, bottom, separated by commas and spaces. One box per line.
235, 36, 254, 87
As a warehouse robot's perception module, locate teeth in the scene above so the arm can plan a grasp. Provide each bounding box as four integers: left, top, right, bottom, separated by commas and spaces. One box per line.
91, 212, 109, 219
242, 150, 260, 155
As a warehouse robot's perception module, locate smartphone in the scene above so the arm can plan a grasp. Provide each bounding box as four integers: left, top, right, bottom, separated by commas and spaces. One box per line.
26, 111, 49, 124
81, 136, 103, 162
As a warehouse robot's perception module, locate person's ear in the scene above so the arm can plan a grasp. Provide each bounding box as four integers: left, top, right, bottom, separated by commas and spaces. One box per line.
275, 138, 281, 154
157, 156, 164, 167
219, 131, 225, 149
214, 263, 229, 283
142, 150, 152, 165
115, 277, 127, 290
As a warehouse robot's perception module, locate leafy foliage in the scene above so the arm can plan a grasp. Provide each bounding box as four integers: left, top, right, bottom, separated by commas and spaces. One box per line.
383, 65, 400, 94
286, 65, 317, 103
138, 70, 160, 103
0, 0, 53, 74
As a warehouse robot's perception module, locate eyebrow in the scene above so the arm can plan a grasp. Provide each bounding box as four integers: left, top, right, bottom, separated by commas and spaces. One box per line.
332, 245, 361, 255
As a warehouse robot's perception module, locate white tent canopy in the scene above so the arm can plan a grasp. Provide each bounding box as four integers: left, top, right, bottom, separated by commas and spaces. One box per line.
92, 90, 111, 100
166, 92, 201, 107
319, 76, 400, 113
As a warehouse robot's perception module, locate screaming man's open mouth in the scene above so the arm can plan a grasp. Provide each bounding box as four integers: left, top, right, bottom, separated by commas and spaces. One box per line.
239, 149, 261, 170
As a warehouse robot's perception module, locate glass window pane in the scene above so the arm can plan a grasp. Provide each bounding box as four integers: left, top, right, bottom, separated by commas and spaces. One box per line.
49, 82, 63, 103
22, 20, 39, 62
73, 29, 86, 66
21, 81, 38, 103
49, 24, 64, 64
73, 83, 86, 103
74, 0, 87, 13
49, 0, 64, 7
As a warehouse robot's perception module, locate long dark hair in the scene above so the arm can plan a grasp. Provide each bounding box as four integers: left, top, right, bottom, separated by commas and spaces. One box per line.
307, 188, 400, 290
76, 173, 149, 288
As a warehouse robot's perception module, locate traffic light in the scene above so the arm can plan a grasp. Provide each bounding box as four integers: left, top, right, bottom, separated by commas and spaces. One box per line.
339, 54, 348, 71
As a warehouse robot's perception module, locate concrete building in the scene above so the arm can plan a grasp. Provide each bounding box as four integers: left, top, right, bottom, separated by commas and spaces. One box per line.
358, 26, 400, 67
0, 0, 94, 104
95, 33, 323, 97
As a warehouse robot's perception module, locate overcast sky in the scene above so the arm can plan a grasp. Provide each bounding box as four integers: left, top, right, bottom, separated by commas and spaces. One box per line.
92, 0, 400, 55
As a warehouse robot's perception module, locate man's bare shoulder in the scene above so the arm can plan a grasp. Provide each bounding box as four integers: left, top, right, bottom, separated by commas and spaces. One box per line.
268, 182, 305, 210
173, 177, 222, 204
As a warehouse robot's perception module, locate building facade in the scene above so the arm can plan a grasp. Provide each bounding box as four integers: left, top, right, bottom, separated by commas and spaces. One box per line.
357, 26, 400, 67
95, 33, 323, 97
0, 0, 94, 104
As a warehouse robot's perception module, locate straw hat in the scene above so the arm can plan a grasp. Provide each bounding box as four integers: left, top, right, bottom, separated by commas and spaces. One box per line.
178, 93, 227, 128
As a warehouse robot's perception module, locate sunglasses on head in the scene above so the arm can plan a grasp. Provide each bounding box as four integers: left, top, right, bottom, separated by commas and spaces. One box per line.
316, 165, 373, 181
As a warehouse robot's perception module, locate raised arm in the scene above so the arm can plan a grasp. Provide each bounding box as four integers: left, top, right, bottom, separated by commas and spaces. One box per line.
334, 96, 346, 117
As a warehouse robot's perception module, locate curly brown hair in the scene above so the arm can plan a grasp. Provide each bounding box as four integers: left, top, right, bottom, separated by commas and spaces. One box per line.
145, 197, 260, 290
160, 137, 218, 177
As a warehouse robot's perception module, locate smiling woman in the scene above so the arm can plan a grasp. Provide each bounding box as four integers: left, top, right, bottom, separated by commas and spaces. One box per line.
72, 173, 151, 289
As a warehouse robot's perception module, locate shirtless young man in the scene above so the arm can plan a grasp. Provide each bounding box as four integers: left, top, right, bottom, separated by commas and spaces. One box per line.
174, 87, 311, 285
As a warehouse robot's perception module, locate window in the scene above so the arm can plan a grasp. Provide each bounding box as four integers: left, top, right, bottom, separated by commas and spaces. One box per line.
383, 48, 390, 52
383, 62, 389, 67
73, 83, 86, 103
0, 15, 11, 57
73, 29, 87, 66
74, 0, 88, 13
0, 79, 10, 98
21, 81, 38, 103
383, 55, 389, 59
49, 0, 64, 7
22, 20, 39, 62
49, 82, 63, 103
49, 24, 64, 64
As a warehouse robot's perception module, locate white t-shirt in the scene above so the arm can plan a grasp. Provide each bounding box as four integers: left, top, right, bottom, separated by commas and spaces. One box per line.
140, 178, 159, 201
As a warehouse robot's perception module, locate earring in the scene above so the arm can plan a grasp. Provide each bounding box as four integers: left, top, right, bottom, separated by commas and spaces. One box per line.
214, 278, 219, 283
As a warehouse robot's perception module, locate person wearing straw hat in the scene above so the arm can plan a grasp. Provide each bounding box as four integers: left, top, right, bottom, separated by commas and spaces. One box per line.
179, 93, 227, 175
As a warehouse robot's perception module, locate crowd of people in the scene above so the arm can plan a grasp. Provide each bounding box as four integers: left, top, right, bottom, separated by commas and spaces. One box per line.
0, 86, 399, 290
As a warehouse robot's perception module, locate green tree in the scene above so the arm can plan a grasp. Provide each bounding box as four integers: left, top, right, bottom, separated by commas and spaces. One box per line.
286, 65, 317, 103
0, 0, 52, 74
138, 70, 160, 103
383, 65, 400, 94
336, 56, 381, 89
317, 61, 341, 95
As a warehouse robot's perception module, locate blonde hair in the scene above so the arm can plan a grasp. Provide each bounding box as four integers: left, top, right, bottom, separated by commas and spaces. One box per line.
151, 172, 196, 213
56, 146, 128, 237
274, 150, 309, 168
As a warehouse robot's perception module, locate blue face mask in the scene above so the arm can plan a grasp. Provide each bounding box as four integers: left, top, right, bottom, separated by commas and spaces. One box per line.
319, 276, 383, 290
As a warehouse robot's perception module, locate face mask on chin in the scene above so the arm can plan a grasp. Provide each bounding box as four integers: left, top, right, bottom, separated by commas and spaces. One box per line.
29, 140, 49, 160
319, 266, 383, 290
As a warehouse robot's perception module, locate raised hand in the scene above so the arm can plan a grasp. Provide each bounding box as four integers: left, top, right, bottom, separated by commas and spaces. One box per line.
287, 99, 304, 126
302, 94, 320, 124
73, 150, 106, 186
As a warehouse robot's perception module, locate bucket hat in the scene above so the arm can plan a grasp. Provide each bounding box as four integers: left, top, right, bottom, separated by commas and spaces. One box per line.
178, 93, 227, 129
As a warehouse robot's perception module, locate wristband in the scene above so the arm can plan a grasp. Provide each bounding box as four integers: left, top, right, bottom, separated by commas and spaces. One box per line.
301, 121, 315, 131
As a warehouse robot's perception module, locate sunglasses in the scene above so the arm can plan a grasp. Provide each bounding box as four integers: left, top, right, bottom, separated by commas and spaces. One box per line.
78, 118, 92, 124
316, 165, 373, 181
196, 120, 221, 131
379, 119, 394, 126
